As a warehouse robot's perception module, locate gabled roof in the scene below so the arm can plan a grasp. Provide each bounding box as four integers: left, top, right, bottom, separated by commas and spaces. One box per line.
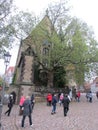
16, 14, 59, 67
22, 15, 53, 49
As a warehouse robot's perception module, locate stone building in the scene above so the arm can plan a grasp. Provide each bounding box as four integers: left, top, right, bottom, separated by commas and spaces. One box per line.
13, 14, 55, 100
13, 14, 76, 102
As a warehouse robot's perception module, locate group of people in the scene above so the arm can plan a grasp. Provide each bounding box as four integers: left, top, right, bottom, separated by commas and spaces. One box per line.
4, 92, 35, 128
46, 93, 71, 117
4, 89, 96, 128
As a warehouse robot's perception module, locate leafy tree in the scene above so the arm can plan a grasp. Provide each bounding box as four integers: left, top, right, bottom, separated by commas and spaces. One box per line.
9, 11, 38, 40
0, 0, 13, 57
53, 66, 66, 88
65, 18, 98, 85
2, 0, 97, 88
32, 1, 98, 87
0, 0, 37, 58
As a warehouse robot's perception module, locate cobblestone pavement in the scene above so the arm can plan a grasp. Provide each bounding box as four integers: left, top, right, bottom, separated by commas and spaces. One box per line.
1, 93, 98, 130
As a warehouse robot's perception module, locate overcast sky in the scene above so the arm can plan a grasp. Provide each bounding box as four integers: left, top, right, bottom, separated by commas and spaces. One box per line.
0, 0, 98, 74
14, 0, 98, 40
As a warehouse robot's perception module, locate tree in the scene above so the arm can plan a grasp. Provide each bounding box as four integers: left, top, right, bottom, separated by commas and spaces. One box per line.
32, 1, 98, 87
0, 0, 13, 57
34, 1, 71, 88
0, 0, 37, 58
53, 66, 66, 88
65, 18, 98, 85
9, 11, 38, 40
3, 0, 97, 88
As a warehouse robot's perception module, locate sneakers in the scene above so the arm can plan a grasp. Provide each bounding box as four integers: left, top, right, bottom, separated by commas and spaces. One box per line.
51, 112, 56, 115
30, 124, 34, 127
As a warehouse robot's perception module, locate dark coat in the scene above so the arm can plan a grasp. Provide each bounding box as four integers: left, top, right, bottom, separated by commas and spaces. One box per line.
31, 94, 35, 103
52, 95, 57, 106
10, 91, 16, 104
8, 96, 14, 108
22, 99, 32, 116
62, 96, 70, 108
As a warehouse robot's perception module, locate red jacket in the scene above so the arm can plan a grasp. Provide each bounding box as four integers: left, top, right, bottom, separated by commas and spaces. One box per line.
47, 94, 52, 101
77, 91, 81, 97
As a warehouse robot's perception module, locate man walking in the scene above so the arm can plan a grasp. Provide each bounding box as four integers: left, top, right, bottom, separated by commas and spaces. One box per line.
51, 94, 57, 114
62, 94, 70, 117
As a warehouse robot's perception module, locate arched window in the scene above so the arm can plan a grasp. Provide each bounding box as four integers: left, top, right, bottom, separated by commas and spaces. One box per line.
43, 47, 49, 55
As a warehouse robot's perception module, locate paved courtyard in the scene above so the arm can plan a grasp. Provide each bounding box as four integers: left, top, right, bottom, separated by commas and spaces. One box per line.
1, 93, 98, 130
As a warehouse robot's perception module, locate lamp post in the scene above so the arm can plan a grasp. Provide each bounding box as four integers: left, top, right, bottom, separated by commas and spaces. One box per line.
0, 52, 11, 127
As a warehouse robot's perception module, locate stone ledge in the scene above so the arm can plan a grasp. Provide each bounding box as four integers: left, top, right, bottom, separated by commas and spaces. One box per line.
35, 96, 46, 102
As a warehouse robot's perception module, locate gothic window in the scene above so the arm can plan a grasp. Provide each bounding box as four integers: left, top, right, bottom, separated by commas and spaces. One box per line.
43, 47, 49, 55
25, 46, 34, 56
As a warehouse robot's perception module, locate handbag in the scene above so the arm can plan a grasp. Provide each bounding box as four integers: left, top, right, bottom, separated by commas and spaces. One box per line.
19, 107, 24, 116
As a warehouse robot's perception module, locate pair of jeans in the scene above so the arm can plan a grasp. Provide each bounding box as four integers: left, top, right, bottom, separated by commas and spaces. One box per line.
21, 114, 32, 127
5, 106, 13, 116
63, 107, 69, 116
52, 104, 56, 113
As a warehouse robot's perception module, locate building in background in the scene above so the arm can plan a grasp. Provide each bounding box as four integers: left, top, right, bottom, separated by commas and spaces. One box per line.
5, 66, 15, 84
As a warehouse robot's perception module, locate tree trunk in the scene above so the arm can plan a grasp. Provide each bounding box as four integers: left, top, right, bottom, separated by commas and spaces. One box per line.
47, 71, 54, 88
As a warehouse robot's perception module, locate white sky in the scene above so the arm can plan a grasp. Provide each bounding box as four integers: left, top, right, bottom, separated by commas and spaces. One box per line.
0, 0, 98, 75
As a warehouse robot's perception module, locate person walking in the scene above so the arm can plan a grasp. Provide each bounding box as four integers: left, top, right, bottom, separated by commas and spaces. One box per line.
76, 90, 81, 102
51, 94, 57, 115
88, 91, 93, 103
31, 94, 35, 110
19, 96, 25, 115
62, 94, 70, 117
21, 96, 33, 128
59, 93, 64, 106
46, 93, 52, 106
5, 94, 14, 116
68, 89, 72, 101
10, 91, 16, 104
19, 96, 25, 108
